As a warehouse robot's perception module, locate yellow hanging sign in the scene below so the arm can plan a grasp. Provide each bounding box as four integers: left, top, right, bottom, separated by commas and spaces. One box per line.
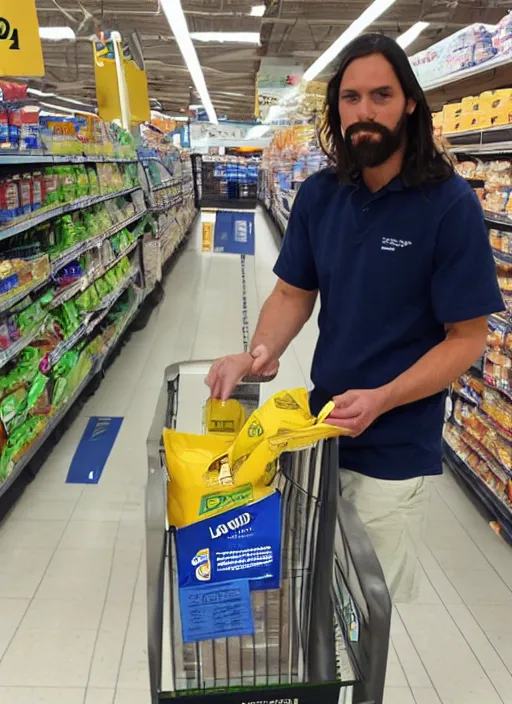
0, 1, 45, 77
93, 33, 150, 125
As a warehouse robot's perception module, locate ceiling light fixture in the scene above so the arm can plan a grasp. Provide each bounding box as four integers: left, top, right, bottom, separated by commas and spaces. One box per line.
27, 88, 92, 108
396, 21, 430, 50
303, 0, 398, 81
250, 5, 266, 17
246, 125, 270, 140
159, 0, 218, 124
39, 27, 76, 40
190, 32, 261, 44
39, 101, 97, 118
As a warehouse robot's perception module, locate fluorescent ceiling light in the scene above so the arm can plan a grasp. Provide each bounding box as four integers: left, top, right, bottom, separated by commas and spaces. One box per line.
246, 125, 270, 140
39, 102, 97, 118
39, 26, 76, 40
250, 5, 266, 17
160, 0, 218, 125
27, 88, 92, 108
303, 0, 398, 81
396, 21, 430, 49
190, 32, 260, 44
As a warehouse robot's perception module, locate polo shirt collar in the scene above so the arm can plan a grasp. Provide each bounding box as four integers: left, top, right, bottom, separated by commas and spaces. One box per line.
347, 173, 406, 194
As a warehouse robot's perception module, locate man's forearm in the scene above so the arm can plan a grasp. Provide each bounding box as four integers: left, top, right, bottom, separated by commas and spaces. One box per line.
250, 288, 316, 360
380, 327, 487, 413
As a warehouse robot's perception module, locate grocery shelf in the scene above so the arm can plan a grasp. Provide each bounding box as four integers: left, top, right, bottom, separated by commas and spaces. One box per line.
422, 54, 512, 110
50, 209, 146, 274
0, 152, 138, 165
51, 239, 140, 309
493, 249, 512, 265
149, 179, 181, 192
0, 290, 143, 498
444, 441, 512, 543
483, 210, 512, 230
0, 186, 141, 242
447, 125, 512, 155
48, 268, 139, 368
150, 196, 182, 213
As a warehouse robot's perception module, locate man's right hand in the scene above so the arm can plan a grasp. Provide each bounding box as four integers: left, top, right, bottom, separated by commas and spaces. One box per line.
206, 344, 279, 400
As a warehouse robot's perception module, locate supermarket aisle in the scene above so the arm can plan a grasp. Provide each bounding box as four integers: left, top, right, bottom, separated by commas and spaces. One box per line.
0, 208, 510, 704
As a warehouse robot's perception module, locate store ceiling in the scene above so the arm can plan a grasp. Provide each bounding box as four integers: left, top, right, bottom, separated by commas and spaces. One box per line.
34, 0, 509, 119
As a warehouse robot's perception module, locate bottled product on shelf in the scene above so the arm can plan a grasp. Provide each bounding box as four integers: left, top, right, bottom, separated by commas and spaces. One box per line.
0, 109, 197, 495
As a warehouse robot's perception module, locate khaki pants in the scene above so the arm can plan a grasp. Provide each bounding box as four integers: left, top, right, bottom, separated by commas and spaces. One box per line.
340, 469, 430, 603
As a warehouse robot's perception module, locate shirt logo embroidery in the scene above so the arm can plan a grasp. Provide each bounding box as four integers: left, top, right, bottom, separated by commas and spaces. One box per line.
381, 237, 412, 252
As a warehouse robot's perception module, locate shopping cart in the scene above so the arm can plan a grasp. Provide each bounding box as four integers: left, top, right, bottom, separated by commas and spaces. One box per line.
146, 361, 391, 704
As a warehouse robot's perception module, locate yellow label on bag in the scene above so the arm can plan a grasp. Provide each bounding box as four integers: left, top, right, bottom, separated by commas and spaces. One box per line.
204, 398, 246, 435
163, 388, 350, 528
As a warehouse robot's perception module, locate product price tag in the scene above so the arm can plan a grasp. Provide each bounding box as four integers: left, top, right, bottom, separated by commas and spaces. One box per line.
179, 579, 254, 643
0, 2, 44, 77
176, 491, 281, 591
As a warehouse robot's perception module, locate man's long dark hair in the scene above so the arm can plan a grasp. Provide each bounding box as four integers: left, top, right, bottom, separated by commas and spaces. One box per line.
318, 33, 453, 185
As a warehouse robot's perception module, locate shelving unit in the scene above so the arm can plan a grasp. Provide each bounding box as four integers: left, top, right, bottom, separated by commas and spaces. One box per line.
443, 127, 512, 539
421, 54, 512, 111
0, 145, 197, 495
0, 153, 138, 165
0, 186, 141, 242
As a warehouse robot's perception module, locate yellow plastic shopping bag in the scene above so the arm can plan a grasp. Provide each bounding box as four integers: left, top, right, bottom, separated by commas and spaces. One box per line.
163, 388, 351, 528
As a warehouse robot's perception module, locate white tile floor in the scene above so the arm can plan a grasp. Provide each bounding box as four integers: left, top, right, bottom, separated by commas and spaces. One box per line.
0, 209, 511, 704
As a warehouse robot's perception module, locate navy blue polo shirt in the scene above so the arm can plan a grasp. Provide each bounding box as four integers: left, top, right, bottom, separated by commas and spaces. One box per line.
274, 168, 504, 480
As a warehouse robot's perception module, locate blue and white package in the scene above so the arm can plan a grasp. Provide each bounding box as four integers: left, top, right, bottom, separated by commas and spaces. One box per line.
176, 491, 282, 591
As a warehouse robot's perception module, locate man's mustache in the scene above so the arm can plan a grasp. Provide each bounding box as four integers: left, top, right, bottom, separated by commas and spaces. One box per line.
345, 122, 390, 141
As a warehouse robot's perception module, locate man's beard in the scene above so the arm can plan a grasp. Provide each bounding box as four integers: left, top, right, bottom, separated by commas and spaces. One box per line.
344, 113, 407, 169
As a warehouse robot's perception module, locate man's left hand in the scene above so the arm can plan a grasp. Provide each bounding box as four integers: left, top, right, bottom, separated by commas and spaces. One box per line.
325, 388, 391, 437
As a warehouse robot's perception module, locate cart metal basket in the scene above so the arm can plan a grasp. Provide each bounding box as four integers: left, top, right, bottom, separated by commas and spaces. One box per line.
146, 362, 391, 704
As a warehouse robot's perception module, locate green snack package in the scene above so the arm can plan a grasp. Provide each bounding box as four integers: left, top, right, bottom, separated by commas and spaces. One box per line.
43, 168, 60, 207
57, 166, 77, 202
75, 166, 90, 198
118, 230, 130, 251
17, 302, 44, 335
89, 284, 101, 308
53, 349, 79, 377
26, 372, 48, 413
59, 300, 81, 335
56, 215, 77, 249
51, 376, 69, 408
72, 213, 87, 242
105, 269, 119, 290
95, 276, 110, 299
87, 167, 100, 196
39, 291, 54, 308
